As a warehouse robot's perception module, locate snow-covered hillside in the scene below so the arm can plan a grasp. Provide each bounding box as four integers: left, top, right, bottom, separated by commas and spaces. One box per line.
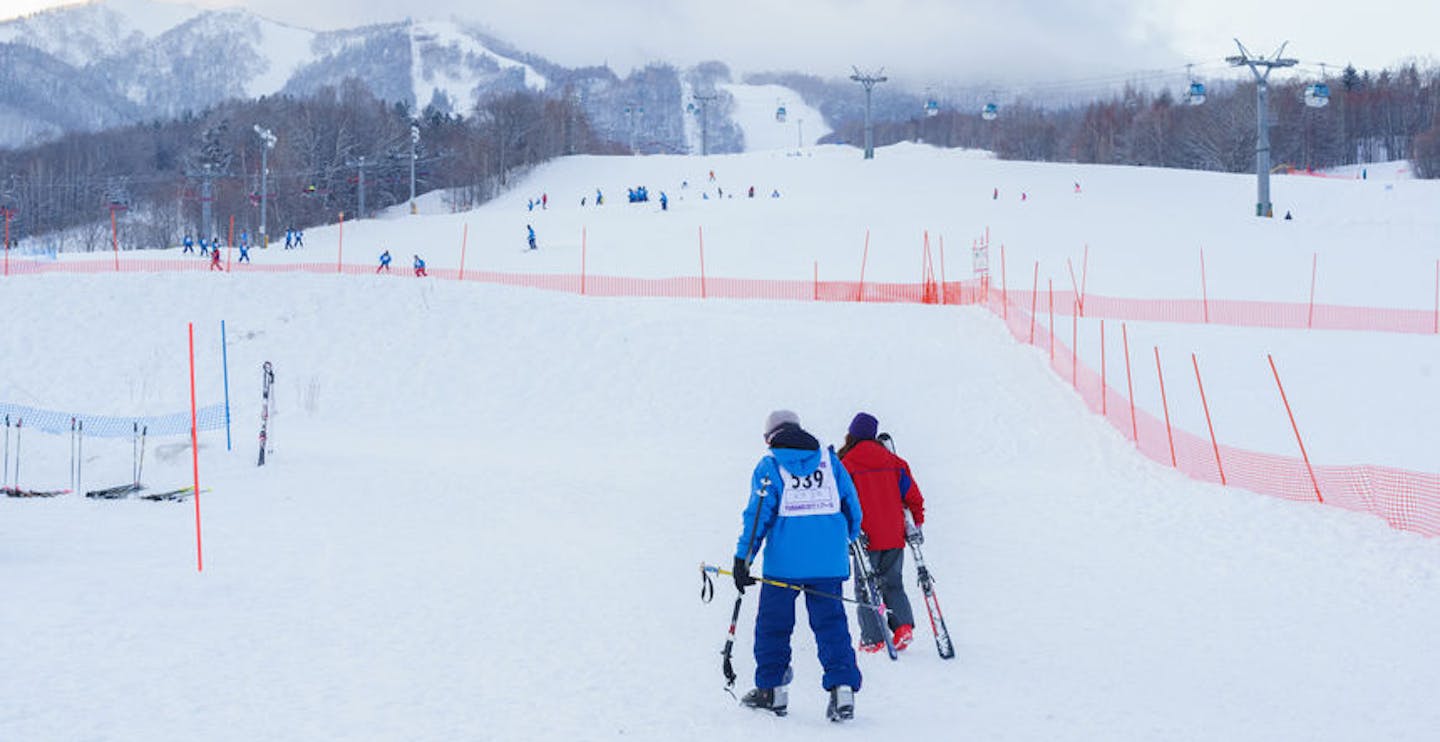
722, 83, 831, 151
3, 146, 1439, 741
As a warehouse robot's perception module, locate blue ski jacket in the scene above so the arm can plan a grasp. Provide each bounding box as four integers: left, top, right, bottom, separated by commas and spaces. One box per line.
735, 432, 862, 581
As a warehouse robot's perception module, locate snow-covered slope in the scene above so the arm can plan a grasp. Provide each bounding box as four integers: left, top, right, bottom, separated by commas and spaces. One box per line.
3, 146, 1439, 741
0, 0, 203, 67
722, 83, 831, 151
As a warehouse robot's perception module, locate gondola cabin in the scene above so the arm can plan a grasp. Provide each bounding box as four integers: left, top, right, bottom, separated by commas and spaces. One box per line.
1304, 82, 1330, 108
1187, 81, 1206, 106
981, 102, 999, 121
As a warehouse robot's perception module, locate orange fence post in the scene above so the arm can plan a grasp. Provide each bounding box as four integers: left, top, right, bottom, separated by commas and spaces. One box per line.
1028, 261, 1039, 344
336, 212, 344, 274
1269, 354, 1323, 503
1100, 319, 1107, 416
1192, 353, 1226, 485
1123, 323, 1137, 444
460, 223, 469, 282
857, 229, 870, 302
1308, 252, 1317, 329
1154, 346, 1176, 468
1200, 247, 1209, 323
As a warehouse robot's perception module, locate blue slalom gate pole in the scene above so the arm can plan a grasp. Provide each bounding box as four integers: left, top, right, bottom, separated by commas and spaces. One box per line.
221, 320, 232, 451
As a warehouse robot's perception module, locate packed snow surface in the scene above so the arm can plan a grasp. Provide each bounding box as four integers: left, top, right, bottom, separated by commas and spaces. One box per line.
3, 143, 1439, 741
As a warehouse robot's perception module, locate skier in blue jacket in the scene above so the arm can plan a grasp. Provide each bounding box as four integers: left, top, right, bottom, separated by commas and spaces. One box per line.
734, 410, 863, 722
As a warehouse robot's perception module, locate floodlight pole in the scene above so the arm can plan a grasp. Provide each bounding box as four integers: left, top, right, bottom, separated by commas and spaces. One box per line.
693, 93, 719, 156
253, 125, 276, 247
850, 67, 888, 160
1227, 39, 1296, 217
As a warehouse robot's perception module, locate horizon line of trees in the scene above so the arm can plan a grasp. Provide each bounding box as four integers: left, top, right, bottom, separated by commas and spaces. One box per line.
0, 79, 621, 251
823, 63, 1440, 178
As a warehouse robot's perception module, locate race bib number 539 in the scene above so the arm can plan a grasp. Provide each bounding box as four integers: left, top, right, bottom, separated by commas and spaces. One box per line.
778, 457, 840, 517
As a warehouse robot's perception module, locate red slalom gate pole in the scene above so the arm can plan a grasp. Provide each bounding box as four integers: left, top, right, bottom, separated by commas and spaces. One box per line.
857, 229, 870, 302
698, 226, 707, 299
1192, 353, 1226, 485
1269, 354, 1323, 503
1200, 247, 1209, 323
1123, 324, 1137, 445
188, 323, 203, 572
460, 223, 469, 282
1154, 346, 1176, 468
1308, 252, 1317, 329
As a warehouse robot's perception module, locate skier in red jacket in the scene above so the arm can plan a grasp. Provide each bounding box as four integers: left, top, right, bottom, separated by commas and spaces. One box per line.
838, 412, 925, 652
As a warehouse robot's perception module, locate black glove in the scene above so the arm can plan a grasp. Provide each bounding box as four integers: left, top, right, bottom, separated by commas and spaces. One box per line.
733, 557, 756, 593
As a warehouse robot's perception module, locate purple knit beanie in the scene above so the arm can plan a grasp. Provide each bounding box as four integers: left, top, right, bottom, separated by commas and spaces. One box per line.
848, 412, 879, 440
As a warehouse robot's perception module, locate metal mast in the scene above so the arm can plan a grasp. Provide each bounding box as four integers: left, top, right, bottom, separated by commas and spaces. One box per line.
1227, 39, 1297, 217
253, 125, 276, 247
849, 67, 888, 160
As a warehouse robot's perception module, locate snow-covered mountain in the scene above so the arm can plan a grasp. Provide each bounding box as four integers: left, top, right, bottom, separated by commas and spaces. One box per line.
0, 1, 565, 147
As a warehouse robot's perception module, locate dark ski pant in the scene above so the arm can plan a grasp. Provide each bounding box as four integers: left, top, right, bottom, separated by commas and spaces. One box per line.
754, 579, 861, 692
855, 548, 916, 645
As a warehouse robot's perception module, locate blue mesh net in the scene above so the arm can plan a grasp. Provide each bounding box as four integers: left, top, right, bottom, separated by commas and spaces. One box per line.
0, 402, 226, 437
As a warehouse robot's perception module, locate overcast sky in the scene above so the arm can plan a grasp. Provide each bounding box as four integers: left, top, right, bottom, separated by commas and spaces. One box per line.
5, 0, 1439, 94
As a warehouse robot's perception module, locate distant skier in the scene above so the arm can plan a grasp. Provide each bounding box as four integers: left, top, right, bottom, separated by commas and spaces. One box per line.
284, 228, 294, 249
660, 192, 668, 211
198, 237, 209, 257
771, 189, 780, 198
734, 410, 863, 722
209, 246, 223, 271
541, 193, 548, 209
527, 224, 537, 251
748, 185, 755, 198
595, 188, 604, 206
238, 241, 251, 263
413, 254, 427, 276
708, 169, 715, 182
377, 249, 392, 273
992, 187, 998, 200
182, 234, 194, 254
294, 229, 304, 248
1073, 181, 1082, 193
527, 199, 535, 212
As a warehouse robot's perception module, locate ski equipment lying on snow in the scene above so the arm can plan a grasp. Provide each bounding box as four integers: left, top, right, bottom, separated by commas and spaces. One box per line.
850, 538, 898, 660
140, 486, 206, 502
880, 432, 956, 660
85, 423, 148, 499
258, 362, 275, 466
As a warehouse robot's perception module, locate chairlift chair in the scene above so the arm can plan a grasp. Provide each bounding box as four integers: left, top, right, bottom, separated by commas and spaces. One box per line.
775, 105, 787, 123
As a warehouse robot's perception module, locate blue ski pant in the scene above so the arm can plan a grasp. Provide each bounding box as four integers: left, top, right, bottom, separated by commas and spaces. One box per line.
855, 548, 916, 644
753, 579, 862, 692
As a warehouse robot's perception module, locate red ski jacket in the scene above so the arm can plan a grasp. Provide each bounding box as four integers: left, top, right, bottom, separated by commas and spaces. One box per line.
839, 439, 924, 551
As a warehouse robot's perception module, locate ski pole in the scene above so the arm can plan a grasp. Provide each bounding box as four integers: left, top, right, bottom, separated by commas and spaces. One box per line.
701, 564, 891, 613
136, 425, 147, 487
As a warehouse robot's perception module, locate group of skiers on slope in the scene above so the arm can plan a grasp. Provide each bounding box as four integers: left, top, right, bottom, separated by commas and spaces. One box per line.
375, 250, 427, 276
732, 409, 925, 722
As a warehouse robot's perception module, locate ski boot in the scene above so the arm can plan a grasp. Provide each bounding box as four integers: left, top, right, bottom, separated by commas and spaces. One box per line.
826, 685, 855, 722
740, 686, 788, 717
892, 624, 914, 652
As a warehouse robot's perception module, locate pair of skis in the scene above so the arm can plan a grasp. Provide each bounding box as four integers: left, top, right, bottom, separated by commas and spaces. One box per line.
2, 415, 68, 497
258, 361, 274, 466
878, 432, 956, 661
